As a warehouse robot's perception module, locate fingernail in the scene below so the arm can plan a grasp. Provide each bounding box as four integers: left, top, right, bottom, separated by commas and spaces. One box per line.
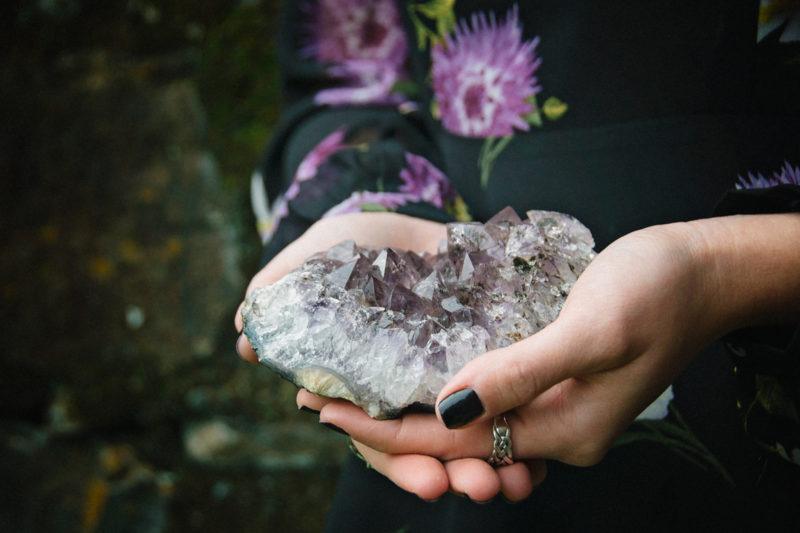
501, 496, 521, 505
422, 497, 440, 503
474, 498, 493, 505
300, 406, 319, 415
438, 388, 484, 429
321, 422, 348, 436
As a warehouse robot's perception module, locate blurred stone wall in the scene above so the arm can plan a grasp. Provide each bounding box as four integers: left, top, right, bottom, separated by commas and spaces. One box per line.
0, 2, 345, 531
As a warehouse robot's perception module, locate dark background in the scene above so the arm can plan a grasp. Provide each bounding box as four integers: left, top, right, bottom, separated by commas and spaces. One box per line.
0, 1, 345, 531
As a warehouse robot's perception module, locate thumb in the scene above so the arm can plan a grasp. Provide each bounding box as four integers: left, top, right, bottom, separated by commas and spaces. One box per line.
435, 320, 597, 429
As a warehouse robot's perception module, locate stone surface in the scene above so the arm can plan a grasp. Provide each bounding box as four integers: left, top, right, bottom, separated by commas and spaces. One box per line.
1, 2, 340, 531
243, 208, 596, 419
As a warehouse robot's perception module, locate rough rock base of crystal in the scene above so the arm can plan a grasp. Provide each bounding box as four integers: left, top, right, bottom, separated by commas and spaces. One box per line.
242, 207, 595, 419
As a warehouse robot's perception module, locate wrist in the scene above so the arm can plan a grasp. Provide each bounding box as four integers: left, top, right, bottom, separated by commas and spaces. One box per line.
683, 214, 800, 334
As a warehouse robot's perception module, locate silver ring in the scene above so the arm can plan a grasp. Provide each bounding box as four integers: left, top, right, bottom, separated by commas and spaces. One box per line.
487, 415, 514, 467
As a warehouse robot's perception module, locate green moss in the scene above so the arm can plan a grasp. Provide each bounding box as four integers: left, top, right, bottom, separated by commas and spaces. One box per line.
198, 2, 282, 192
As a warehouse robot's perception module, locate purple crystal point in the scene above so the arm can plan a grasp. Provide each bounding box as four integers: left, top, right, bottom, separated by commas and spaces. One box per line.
487, 206, 523, 226
242, 208, 596, 418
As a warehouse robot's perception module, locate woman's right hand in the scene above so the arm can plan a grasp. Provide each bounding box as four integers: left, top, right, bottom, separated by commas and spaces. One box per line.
234, 212, 543, 503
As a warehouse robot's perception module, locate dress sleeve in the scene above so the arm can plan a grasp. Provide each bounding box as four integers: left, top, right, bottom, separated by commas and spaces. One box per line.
258, 110, 468, 265
713, 179, 800, 466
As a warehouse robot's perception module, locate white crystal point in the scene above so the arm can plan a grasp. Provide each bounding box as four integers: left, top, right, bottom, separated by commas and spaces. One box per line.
326, 239, 357, 261
372, 249, 388, 277
458, 253, 474, 282
412, 271, 437, 300
242, 207, 596, 419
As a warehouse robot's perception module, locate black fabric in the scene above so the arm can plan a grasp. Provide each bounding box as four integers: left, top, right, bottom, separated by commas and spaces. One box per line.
715, 184, 800, 217
713, 183, 800, 483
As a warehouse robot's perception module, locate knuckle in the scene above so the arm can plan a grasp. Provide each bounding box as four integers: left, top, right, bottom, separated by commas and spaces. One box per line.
441, 429, 460, 460
374, 419, 402, 453
496, 355, 535, 407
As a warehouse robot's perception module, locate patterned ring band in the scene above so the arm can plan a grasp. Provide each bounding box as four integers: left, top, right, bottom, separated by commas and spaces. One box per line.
487, 415, 514, 467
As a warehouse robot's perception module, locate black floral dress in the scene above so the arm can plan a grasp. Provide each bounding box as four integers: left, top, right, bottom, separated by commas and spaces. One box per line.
252, 1, 800, 530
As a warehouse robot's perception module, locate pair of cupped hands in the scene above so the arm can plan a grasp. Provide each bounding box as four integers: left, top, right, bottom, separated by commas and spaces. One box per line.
232, 211, 774, 503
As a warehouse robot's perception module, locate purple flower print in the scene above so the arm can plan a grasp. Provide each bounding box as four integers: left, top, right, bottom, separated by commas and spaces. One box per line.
737, 161, 800, 190
285, 128, 348, 200
315, 60, 406, 106
305, 0, 409, 106
431, 6, 542, 138
398, 153, 455, 208
305, 0, 408, 69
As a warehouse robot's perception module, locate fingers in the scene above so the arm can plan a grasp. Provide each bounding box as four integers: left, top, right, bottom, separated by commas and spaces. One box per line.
296, 388, 336, 413
496, 462, 535, 502
302, 379, 577, 462
352, 440, 449, 502
444, 458, 544, 503
319, 400, 491, 459
302, 392, 451, 501
235, 334, 258, 364
499, 459, 549, 503
234, 301, 245, 333
314, 397, 544, 503
356, 443, 540, 504
444, 459, 500, 502
435, 320, 599, 429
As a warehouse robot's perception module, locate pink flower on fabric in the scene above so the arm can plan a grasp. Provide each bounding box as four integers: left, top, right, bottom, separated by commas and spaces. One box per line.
305, 0, 409, 107
306, 0, 408, 69
399, 153, 455, 208
431, 6, 542, 138
322, 191, 411, 218
322, 153, 459, 218
315, 60, 406, 106
737, 161, 800, 189
285, 128, 348, 200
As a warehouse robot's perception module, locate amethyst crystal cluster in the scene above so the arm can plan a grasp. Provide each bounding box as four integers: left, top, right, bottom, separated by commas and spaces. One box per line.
242, 208, 595, 419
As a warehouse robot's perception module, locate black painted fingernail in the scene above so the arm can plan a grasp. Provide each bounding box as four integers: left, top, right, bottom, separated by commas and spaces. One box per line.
322, 422, 348, 436
438, 388, 484, 429
300, 406, 319, 415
